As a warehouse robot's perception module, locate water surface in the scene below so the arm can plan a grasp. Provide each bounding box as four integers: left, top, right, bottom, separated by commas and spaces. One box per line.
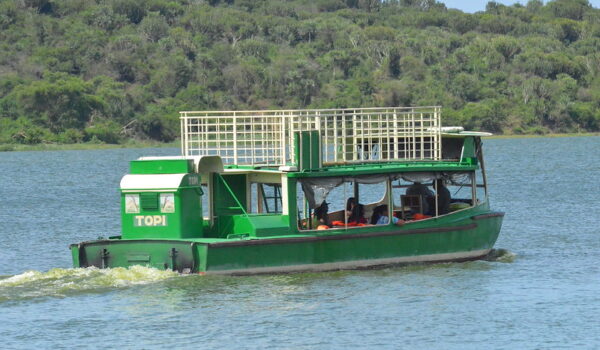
1, 138, 599, 349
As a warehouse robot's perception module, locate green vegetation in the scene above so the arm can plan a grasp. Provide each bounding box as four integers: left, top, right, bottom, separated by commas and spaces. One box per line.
0, 139, 179, 152
1, 0, 600, 146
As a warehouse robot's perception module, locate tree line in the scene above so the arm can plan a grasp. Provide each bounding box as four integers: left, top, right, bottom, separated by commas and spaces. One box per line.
1, 0, 599, 144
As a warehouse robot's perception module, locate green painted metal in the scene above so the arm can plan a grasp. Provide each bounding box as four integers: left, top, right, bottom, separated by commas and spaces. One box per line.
218, 214, 292, 238
121, 163, 203, 239
294, 131, 321, 170
214, 173, 248, 216
120, 189, 204, 239
461, 137, 478, 165
70, 239, 199, 272
203, 213, 501, 273
130, 159, 194, 174
71, 204, 502, 274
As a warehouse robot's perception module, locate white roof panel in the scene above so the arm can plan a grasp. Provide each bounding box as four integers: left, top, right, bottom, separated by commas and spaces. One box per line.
120, 174, 186, 190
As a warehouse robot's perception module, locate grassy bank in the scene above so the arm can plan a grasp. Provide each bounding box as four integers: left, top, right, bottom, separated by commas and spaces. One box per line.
0, 140, 180, 152
2, 133, 599, 153
490, 132, 600, 139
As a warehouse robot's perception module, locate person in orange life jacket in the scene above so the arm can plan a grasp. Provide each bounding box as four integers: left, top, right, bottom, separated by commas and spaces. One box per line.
347, 203, 367, 225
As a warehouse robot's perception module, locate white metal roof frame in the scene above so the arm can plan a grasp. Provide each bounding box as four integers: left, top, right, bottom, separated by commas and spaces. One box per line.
180, 106, 442, 167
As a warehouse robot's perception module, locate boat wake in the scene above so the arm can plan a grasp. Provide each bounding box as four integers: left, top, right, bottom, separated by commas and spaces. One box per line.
483, 248, 516, 263
0, 266, 179, 303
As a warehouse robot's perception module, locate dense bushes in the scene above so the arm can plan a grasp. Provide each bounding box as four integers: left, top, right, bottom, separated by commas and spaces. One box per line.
1, 0, 600, 145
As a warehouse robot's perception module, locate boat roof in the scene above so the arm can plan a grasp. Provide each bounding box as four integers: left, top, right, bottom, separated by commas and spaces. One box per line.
180, 106, 446, 167
438, 126, 493, 137
287, 161, 478, 178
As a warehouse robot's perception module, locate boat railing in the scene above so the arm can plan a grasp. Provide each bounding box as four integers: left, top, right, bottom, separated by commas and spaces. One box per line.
180, 106, 442, 167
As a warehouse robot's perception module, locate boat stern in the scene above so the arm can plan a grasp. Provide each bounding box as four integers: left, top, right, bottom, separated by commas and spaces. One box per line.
70, 239, 205, 273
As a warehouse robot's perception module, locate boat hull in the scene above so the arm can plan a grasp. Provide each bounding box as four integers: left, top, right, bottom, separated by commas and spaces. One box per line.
70, 211, 504, 275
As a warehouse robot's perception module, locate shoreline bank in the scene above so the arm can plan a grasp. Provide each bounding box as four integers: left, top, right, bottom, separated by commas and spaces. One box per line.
1, 133, 599, 152
0, 140, 180, 152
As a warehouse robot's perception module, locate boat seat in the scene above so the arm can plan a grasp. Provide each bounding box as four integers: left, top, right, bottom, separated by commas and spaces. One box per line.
400, 195, 422, 219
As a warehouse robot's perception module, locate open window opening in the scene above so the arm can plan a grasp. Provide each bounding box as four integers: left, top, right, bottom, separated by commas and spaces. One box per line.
250, 183, 283, 214
297, 176, 388, 231
392, 171, 477, 219
201, 183, 211, 222
474, 138, 488, 204
297, 171, 481, 230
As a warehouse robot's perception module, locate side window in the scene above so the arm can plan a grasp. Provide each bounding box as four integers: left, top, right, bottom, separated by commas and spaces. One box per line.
250, 183, 282, 214
392, 179, 403, 207
355, 182, 387, 224
391, 172, 476, 219
201, 184, 210, 220
447, 172, 476, 209
297, 178, 388, 230
475, 169, 486, 204
393, 178, 435, 219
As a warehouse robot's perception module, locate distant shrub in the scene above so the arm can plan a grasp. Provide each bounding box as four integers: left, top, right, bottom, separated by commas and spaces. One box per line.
84, 120, 122, 144
57, 128, 85, 144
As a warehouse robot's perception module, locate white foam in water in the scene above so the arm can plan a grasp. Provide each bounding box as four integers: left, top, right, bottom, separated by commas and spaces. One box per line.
0, 266, 179, 302
0, 270, 41, 286
484, 249, 517, 263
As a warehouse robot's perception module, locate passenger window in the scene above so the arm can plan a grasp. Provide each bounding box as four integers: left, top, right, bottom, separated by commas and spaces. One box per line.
391, 172, 476, 218
448, 172, 476, 209
475, 169, 486, 203
297, 178, 388, 230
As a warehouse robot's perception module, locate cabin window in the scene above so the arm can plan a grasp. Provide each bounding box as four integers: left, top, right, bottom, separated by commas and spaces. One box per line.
441, 137, 464, 160
297, 171, 480, 230
125, 194, 140, 214
250, 183, 282, 214
201, 184, 210, 221
475, 168, 486, 204
297, 176, 388, 230
392, 171, 476, 218
445, 172, 476, 212
160, 193, 175, 213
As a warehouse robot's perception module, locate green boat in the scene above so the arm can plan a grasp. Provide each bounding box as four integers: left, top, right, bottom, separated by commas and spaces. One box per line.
70, 106, 504, 275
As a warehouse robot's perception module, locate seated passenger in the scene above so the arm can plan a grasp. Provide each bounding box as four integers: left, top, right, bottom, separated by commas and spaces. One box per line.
312, 201, 330, 228
434, 179, 451, 215
345, 197, 356, 218
406, 181, 433, 214
347, 203, 367, 226
370, 205, 387, 225
373, 205, 404, 226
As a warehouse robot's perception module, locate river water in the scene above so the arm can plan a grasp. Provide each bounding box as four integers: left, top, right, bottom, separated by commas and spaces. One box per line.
1, 137, 599, 349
